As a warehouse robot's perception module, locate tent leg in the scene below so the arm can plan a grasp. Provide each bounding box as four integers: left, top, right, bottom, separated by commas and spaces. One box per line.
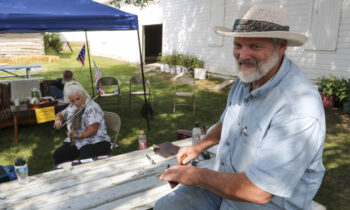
85, 31, 95, 97
137, 29, 150, 131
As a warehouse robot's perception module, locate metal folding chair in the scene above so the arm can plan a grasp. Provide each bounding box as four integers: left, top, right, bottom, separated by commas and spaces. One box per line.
173, 76, 195, 113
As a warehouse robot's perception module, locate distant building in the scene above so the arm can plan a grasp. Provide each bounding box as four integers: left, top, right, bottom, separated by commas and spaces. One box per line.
0, 33, 44, 57
63, 0, 350, 80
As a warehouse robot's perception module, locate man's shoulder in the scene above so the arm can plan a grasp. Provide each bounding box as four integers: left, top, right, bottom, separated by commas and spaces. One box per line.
276, 64, 324, 117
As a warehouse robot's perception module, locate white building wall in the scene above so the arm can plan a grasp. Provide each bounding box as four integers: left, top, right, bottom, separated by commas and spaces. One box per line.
62, 0, 350, 80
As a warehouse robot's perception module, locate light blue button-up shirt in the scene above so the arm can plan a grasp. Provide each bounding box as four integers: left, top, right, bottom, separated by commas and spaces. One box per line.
216, 56, 326, 209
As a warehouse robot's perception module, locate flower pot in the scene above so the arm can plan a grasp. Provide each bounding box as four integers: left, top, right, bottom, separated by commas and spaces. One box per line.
319, 92, 335, 108
160, 64, 169, 72
160, 64, 165, 72
182, 67, 189, 73
194, 68, 207, 80
343, 96, 350, 114
175, 65, 182, 74
169, 66, 175, 74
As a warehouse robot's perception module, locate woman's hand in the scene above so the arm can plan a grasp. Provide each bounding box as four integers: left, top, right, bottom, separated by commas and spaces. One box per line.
54, 119, 62, 129
66, 131, 81, 139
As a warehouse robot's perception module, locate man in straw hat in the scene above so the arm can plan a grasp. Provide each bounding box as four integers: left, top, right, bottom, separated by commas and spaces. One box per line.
155, 5, 325, 210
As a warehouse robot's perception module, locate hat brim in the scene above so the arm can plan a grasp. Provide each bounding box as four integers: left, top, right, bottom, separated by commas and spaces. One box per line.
214, 26, 307, 47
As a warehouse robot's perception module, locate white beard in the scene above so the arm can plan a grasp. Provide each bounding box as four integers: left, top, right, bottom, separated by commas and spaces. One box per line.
236, 51, 280, 83
61, 78, 67, 85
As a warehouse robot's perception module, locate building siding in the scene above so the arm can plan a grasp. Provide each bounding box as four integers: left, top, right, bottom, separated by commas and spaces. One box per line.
0, 33, 44, 58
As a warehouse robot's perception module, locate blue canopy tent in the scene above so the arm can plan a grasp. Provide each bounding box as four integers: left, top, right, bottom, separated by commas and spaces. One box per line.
0, 0, 150, 129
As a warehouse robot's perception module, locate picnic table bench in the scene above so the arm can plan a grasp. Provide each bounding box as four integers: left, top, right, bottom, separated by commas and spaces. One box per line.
0, 138, 326, 209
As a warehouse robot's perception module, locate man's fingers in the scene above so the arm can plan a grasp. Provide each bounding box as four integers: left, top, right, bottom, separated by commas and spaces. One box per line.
182, 156, 192, 165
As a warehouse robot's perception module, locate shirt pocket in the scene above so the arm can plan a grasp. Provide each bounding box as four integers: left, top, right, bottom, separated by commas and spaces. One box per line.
230, 130, 262, 172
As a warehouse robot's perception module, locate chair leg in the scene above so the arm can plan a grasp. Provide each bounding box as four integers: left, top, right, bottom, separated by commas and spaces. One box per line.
130, 94, 132, 111
193, 96, 195, 114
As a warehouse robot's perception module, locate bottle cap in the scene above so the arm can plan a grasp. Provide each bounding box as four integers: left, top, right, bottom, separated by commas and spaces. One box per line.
140, 130, 145, 135
15, 157, 26, 166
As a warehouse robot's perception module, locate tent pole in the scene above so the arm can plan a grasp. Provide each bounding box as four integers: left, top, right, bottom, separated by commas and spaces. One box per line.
85, 30, 95, 97
137, 28, 150, 131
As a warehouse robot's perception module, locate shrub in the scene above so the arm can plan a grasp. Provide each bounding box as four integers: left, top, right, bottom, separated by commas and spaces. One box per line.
317, 75, 350, 106
168, 51, 178, 66
192, 56, 204, 68
334, 78, 350, 103
157, 53, 165, 64
43, 33, 62, 54
317, 75, 337, 97
157, 52, 205, 69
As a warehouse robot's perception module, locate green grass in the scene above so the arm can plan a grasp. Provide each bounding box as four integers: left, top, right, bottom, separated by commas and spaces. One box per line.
0, 44, 349, 209
0, 43, 227, 173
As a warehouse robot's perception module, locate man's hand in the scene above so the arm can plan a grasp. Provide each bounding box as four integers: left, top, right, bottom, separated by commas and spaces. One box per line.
160, 165, 199, 186
176, 146, 201, 165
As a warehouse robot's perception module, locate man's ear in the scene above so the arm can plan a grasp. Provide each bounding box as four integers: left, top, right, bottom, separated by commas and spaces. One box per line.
279, 40, 287, 56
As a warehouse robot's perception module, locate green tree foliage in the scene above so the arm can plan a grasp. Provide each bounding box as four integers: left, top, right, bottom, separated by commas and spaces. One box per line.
43, 33, 62, 54
109, 0, 157, 9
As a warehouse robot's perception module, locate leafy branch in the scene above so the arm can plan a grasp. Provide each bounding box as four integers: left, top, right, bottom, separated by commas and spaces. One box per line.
109, 0, 158, 9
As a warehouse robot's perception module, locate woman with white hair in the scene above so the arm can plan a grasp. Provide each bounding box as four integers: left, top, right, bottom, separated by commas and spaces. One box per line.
53, 81, 111, 165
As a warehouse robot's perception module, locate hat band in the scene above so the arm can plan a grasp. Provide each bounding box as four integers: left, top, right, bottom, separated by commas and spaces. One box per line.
233, 19, 289, 32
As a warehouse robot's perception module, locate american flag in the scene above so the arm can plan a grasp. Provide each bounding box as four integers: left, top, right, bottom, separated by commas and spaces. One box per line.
96, 82, 105, 95
76, 44, 85, 69
93, 59, 101, 84
93, 60, 104, 95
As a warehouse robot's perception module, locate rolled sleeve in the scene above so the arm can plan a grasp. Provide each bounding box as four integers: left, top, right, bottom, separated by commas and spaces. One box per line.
245, 114, 324, 198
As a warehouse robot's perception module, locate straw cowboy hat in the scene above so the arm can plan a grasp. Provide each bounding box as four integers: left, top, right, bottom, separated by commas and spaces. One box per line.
215, 5, 307, 46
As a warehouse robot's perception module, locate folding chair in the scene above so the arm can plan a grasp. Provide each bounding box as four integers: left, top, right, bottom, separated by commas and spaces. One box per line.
97, 77, 121, 106
129, 76, 152, 110
173, 76, 195, 113
103, 111, 121, 151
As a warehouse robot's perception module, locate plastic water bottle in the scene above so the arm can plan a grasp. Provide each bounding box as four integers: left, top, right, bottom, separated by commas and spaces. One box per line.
138, 131, 147, 150
14, 157, 29, 185
201, 125, 211, 160
192, 121, 201, 146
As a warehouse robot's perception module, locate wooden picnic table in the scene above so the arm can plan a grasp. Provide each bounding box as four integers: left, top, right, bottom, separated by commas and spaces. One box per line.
10, 100, 67, 145
0, 139, 215, 210
0, 138, 326, 210
0, 65, 42, 79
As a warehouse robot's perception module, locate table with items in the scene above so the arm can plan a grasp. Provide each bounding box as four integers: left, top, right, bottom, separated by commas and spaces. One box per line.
0, 139, 215, 209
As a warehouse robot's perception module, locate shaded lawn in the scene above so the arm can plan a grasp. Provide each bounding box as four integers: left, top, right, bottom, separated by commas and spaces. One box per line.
0, 45, 349, 209
0, 45, 228, 175
314, 108, 350, 209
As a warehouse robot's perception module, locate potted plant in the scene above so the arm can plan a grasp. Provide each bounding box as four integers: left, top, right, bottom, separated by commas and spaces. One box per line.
334, 78, 349, 108
157, 53, 167, 72
317, 75, 337, 108
193, 56, 206, 80
342, 79, 350, 114
175, 53, 183, 74
182, 54, 192, 73
168, 51, 178, 74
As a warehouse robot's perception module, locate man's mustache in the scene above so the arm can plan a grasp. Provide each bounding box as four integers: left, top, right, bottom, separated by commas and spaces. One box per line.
238, 59, 258, 66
